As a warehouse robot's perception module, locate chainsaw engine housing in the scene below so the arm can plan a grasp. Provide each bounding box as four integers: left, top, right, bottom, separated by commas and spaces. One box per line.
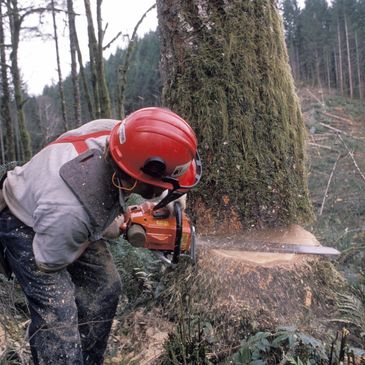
121, 201, 193, 257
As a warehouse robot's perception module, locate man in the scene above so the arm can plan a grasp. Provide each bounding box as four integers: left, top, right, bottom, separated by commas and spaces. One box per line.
0, 107, 201, 364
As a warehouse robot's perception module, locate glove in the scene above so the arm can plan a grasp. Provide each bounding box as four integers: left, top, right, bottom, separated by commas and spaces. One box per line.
102, 214, 125, 239
166, 194, 187, 216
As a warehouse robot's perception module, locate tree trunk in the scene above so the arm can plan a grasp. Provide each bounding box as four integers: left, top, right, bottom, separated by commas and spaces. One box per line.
355, 31, 363, 99
156, 0, 313, 232
96, 0, 111, 117
117, 4, 156, 118
84, 0, 100, 118
326, 52, 331, 92
344, 14, 353, 98
51, 0, 68, 131
334, 47, 339, 89
337, 20, 344, 95
75, 30, 95, 120
0, 119, 4, 163
315, 48, 322, 89
0, 1, 15, 161
7, 0, 32, 161
67, 0, 81, 127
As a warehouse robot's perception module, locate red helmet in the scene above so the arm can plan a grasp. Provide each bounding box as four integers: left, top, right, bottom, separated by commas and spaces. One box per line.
109, 107, 201, 191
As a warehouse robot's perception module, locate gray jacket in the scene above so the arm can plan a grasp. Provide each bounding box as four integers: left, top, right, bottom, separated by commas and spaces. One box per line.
2, 119, 121, 271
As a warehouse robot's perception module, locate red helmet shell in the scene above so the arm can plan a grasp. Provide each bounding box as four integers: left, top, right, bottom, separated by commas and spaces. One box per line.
109, 107, 198, 190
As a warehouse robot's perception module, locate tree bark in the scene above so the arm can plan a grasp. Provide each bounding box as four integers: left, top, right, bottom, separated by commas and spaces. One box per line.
0, 1, 15, 161
326, 52, 331, 91
96, 0, 111, 117
156, 0, 313, 232
51, 0, 68, 131
354, 31, 363, 99
337, 19, 344, 95
84, 0, 100, 118
67, 0, 81, 127
75, 27, 95, 120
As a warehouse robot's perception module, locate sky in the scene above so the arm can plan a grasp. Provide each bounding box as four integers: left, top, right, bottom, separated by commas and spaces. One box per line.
21, 0, 310, 96
20, 0, 158, 95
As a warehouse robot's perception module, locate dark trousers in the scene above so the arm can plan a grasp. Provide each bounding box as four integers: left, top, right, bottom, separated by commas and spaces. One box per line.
0, 208, 122, 365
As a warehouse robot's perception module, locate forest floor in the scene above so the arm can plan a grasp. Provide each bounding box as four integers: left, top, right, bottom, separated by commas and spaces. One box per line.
1, 86, 365, 364
102, 87, 365, 364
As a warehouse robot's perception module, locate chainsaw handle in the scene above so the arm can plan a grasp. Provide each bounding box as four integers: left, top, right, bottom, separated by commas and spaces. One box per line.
172, 201, 182, 264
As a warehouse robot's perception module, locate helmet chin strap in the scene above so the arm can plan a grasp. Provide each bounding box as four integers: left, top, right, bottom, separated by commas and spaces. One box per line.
111, 171, 138, 191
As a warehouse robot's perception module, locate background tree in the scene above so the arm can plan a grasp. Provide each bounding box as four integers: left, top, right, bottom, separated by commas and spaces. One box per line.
67, 0, 81, 126
156, 0, 314, 232
281, 0, 301, 80
84, 0, 111, 118
6, 0, 32, 161
51, 0, 68, 131
0, 0, 15, 162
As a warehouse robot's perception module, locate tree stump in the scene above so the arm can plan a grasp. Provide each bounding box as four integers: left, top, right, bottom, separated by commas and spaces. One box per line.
160, 225, 346, 345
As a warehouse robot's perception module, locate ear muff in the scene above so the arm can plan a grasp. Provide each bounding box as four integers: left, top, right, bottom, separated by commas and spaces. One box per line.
141, 157, 166, 178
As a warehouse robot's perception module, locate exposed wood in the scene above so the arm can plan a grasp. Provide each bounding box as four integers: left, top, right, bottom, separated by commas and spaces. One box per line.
321, 111, 353, 125
308, 142, 335, 151
319, 153, 341, 216
337, 134, 365, 184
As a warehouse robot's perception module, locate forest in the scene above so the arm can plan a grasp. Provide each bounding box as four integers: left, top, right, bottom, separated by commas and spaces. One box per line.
0, 0, 365, 364
281, 0, 365, 99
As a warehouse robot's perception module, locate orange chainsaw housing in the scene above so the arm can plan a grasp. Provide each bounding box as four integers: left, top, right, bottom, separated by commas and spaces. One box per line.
120, 201, 192, 253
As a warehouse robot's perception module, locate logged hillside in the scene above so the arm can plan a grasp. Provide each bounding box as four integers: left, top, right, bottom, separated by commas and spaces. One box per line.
107, 88, 365, 364
1, 88, 365, 364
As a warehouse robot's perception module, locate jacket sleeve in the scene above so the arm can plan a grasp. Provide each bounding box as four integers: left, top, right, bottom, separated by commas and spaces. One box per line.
32, 205, 92, 272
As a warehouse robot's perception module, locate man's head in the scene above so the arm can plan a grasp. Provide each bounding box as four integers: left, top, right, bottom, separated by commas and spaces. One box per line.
109, 107, 201, 201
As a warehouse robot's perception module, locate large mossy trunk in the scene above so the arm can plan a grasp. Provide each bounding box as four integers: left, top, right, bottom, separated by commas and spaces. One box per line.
156, 0, 314, 232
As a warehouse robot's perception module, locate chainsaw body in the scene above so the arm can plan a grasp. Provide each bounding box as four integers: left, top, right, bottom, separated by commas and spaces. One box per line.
120, 201, 195, 264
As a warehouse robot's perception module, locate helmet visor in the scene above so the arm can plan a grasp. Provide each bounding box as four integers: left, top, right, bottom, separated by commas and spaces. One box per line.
153, 152, 202, 210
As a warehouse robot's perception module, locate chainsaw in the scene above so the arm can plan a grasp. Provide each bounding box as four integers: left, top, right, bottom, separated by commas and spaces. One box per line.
120, 201, 196, 265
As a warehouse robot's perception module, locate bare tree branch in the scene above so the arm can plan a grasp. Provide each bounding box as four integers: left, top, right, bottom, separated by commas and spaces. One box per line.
319, 153, 342, 216
336, 134, 365, 184
103, 31, 122, 51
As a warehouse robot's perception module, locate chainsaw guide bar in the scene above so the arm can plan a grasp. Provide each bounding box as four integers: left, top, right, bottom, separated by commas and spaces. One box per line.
217, 242, 340, 256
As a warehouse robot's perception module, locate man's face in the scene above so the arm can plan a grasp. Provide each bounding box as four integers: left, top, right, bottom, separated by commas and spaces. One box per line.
133, 182, 165, 199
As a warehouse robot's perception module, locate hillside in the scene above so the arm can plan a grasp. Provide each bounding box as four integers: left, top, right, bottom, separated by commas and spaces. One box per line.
1, 87, 365, 364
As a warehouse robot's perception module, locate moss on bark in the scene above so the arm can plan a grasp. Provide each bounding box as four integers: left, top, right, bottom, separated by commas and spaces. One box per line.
157, 0, 314, 230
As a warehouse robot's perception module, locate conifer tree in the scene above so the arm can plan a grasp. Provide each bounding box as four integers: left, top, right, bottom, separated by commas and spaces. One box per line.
157, 0, 314, 232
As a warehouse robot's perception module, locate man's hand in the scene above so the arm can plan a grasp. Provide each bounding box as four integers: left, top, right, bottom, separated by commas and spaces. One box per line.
102, 214, 125, 239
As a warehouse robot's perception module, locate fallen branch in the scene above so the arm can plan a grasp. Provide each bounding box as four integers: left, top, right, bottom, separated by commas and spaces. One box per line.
308, 142, 334, 151
319, 122, 350, 136
336, 134, 365, 183
319, 153, 341, 216
305, 88, 326, 107
321, 111, 353, 125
